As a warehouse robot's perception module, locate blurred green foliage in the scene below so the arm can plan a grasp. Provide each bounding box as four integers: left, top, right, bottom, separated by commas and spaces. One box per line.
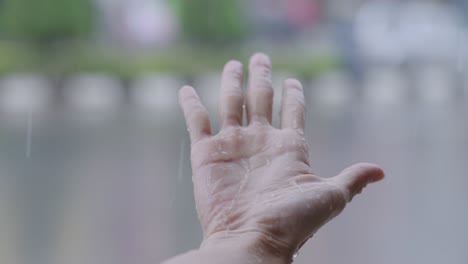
179, 0, 247, 43
0, 0, 338, 77
0, 0, 94, 44
0, 42, 339, 78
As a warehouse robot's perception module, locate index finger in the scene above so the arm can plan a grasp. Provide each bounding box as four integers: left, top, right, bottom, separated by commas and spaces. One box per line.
179, 86, 212, 143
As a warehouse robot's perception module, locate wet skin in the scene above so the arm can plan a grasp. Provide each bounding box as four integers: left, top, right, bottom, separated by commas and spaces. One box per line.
164, 53, 384, 264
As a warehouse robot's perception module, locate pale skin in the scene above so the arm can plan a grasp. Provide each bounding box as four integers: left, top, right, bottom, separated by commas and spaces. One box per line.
163, 53, 385, 264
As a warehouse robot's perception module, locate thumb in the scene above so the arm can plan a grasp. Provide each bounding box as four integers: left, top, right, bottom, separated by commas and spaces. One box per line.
329, 163, 385, 203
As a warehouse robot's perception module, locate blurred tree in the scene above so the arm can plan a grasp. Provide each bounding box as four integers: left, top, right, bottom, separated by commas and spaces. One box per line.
0, 0, 94, 44
179, 0, 247, 44
167, 0, 183, 17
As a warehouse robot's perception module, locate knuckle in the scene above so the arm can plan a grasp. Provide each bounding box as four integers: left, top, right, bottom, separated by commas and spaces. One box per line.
190, 105, 209, 118
223, 89, 243, 99
327, 185, 348, 210
218, 126, 243, 148
226, 67, 243, 80
184, 95, 201, 106
222, 115, 241, 126
261, 86, 274, 98
254, 82, 273, 96
257, 67, 272, 79
285, 97, 305, 108
222, 126, 242, 140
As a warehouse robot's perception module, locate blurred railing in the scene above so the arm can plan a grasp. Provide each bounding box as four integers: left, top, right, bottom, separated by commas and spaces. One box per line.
0, 66, 466, 118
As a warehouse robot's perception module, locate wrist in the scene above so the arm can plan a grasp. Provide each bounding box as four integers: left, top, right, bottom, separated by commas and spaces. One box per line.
201, 230, 295, 264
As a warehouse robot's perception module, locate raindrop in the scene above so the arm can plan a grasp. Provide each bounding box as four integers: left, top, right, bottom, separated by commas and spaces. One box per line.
457, 28, 466, 73
292, 108, 301, 129
291, 180, 304, 193
168, 195, 176, 208
293, 119, 299, 130
177, 138, 186, 181
292, 251, 299, 262
216, 144, 223, 151
223, 171, 250, 227
26, 108, 33, 158
291, 180, 310, 209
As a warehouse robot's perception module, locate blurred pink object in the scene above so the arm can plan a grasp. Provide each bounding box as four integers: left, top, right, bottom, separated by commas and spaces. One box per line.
285, 0, 320, 27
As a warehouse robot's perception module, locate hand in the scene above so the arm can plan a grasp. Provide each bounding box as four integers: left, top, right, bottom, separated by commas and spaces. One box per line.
178, 53, 384, 260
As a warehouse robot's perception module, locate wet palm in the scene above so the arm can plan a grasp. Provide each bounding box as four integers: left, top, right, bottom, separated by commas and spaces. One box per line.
179, 53, 384, 257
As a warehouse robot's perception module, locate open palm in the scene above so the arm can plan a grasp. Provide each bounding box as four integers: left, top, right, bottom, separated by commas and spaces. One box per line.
179, 53, 384, 257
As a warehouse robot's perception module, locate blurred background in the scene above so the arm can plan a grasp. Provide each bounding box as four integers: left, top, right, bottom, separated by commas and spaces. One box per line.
0, 0, 467, 263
